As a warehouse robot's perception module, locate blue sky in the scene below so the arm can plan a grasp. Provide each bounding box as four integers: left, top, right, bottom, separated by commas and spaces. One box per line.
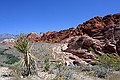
0, 0, 120, 34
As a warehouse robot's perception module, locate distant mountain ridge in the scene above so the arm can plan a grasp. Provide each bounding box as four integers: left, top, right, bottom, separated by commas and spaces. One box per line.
0, 34, 18, 41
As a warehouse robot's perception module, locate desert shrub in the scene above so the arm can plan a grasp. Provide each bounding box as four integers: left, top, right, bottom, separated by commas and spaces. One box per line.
81, 65, 94, 71
43, 56, 50, 72
51, 62, 75, 80
0, 48, 20, 64
93, 54, 120, 78
4, 56, 19, 64
97, 54, 120, 70
108, 54, 120, 71
0, 48, 5, 55
88, 47, 120, 78
88, 47, 120, 70
93, 65, 111, 78
3, 53, 19, 64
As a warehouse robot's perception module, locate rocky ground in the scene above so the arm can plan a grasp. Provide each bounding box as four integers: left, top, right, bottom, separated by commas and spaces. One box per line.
0, 42, 120, 80
0, 67, 107, 80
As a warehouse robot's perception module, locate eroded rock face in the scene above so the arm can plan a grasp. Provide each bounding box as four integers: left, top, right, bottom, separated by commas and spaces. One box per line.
63, 35, 101, 65
23, 13, 120, 65
39, 28, 83, 43
51, 44, 89, 66
20, 13, 120, 65
25, 13, 120, 44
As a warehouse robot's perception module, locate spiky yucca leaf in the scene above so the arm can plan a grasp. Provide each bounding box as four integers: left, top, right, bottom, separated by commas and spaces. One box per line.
13, 35, 38, 77
15, 36, 28, 54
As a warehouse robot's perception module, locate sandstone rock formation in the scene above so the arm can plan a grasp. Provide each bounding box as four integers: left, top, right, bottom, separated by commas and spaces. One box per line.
22, 13, 120, 65
26, 32, 41, 42
26, 13, 120, 44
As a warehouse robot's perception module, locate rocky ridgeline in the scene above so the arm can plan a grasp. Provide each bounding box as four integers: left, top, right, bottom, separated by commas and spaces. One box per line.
23, 13, 120, 65
25, 13, 120, 43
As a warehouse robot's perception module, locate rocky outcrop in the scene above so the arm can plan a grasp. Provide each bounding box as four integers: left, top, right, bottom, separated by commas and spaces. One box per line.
22, 13, 120, 65
39, 28, 83, 43
25, 13, 120, 44
26, 32, 41, 42
63, 35, 101, 65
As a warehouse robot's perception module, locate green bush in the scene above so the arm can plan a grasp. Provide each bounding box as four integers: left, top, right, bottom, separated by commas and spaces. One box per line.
94, 66, 110, 78
51, 62, 75, 80
0, 48, 6, 55
0, 48, 20, 64
88, 47, 120, 78
4, 56, 19, 64
43, 56, 50, 72
97, 54, 120, 70
88, 47, 120, 70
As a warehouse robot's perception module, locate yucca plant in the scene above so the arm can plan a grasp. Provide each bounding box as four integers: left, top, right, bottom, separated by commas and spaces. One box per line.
43, 56, 50, 72
14, 35, 38, 77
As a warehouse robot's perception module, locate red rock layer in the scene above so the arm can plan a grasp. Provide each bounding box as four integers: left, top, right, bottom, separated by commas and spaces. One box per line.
26, 13, 120, 43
